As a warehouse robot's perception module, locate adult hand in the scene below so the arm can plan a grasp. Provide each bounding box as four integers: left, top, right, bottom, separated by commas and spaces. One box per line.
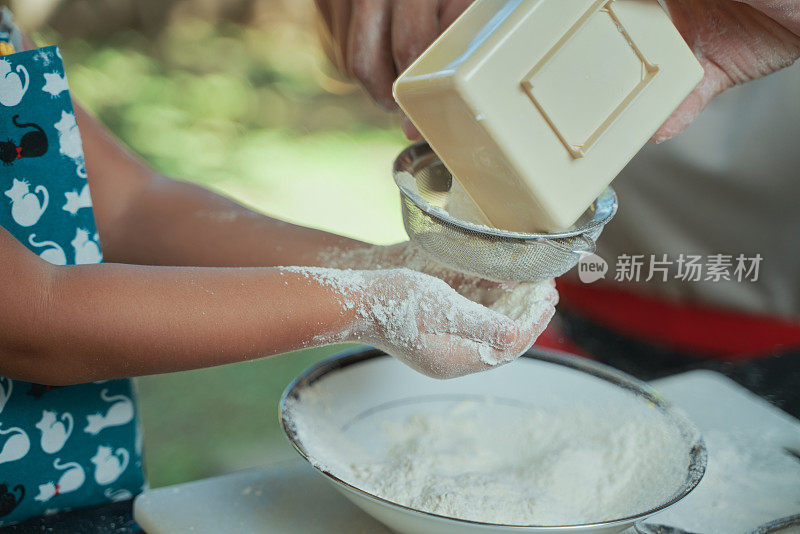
317, 0, 799, 143
655, 0, 800, 142
314, 0, 473, 139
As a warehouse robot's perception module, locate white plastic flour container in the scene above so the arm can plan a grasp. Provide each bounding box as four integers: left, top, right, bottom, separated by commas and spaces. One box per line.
394, 0, 704, 232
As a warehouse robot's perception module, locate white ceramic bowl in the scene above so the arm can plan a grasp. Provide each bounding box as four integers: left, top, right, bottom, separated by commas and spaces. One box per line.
280, 348, 706, 534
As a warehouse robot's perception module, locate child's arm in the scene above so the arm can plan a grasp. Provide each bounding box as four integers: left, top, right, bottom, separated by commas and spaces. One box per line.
76, 105, 373, 270
0, 225, 351, 384
0, 35, 554, 383
5, 13, 366, 272
0, 227, 548, 385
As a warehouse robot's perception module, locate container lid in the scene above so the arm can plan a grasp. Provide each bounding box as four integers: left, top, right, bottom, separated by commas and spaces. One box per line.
394, 0, 704, 232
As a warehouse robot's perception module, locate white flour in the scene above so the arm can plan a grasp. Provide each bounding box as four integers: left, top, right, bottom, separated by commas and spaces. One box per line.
287, 395, 692, 526
283, 265, 556, 378
397, 170, 539, 235
440, 178, 491, 227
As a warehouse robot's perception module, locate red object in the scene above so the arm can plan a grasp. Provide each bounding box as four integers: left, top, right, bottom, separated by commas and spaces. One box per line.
15, 146, 22, 159
555, 279, 800, 361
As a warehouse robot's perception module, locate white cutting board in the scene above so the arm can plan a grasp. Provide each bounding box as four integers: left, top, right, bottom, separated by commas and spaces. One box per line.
134, 370, 800, 534
134, 458, 390, 534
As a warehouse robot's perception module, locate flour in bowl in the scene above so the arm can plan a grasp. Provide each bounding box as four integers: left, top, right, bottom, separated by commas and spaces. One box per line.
286, 393, 694, 526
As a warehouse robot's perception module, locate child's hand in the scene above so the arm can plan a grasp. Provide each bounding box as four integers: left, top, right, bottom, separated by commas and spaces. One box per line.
317, 268, 556, 379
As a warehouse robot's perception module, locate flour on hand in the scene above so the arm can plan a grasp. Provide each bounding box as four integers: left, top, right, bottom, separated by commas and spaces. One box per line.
282, 262, 556, 379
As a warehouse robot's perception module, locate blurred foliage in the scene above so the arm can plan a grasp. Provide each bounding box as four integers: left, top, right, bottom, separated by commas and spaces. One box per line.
3, 0, 413, 486
27, 1, 410, 244
136, 344, 353, 487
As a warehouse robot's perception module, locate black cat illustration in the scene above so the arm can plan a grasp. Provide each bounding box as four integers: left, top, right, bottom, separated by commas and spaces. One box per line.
27, 383, 61, 399
0, 115, 48, 165
0, 483, 24, 518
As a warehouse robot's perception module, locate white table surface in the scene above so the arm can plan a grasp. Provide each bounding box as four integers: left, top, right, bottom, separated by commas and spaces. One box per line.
134, 370, 800, 534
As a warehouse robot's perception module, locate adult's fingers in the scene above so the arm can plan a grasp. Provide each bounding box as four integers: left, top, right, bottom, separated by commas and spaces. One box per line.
394, 0, 473, 139
315, 0, 352, 76
733, 0, 800, 35
656, 0, 800, 142
438, 0, 474, 31
401, 113, 422, 140
392, 1, 434, 139
651, 60, 732, 142
348, 0, 398, 110
391, 0, 440, 73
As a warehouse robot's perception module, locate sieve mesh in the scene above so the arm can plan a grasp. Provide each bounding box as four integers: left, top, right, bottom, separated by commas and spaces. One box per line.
394, 143, 618, 282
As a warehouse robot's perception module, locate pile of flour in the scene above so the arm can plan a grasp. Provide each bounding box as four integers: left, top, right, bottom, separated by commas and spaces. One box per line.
286, 395, 692, 525
397, 170, 519, 233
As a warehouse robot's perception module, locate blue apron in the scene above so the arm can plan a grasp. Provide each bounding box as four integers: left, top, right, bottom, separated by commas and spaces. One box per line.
0, 44, 145, 525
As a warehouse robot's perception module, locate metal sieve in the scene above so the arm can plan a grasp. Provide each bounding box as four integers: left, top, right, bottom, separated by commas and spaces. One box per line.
393, 143, 618, 282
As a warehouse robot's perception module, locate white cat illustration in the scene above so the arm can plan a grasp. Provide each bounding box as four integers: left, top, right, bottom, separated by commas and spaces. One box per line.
0, 377, 11, 415
54, 111, 86, 178
42, 72, 68, 97
36, 410, 74, 454
62, 184, 92, 215
104, 488, 133, 502
35, 459, 85, 502
0, 59, 29, 107
72, 228, 102, 265
5, 179, 48, 227
84, 389, 134, 435
91, 445, 129, 486
28, 234, 67, 266
0, 424, 30, 464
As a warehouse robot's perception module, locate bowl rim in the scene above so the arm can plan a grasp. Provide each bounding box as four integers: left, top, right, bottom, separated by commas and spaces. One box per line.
279, 346, 708, 531
637, 513, 800, 534
392, 142, 619, 241
748, 514, 800, 534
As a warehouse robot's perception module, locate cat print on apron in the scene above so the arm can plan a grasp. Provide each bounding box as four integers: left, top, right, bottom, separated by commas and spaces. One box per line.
0, 42, 145, 525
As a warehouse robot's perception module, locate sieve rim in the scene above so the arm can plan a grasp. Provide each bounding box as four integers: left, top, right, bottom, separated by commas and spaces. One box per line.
393, 142, 618, 241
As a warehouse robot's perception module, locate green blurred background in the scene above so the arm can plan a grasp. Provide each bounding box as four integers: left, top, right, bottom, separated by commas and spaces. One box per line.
4, 0, 409, 487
